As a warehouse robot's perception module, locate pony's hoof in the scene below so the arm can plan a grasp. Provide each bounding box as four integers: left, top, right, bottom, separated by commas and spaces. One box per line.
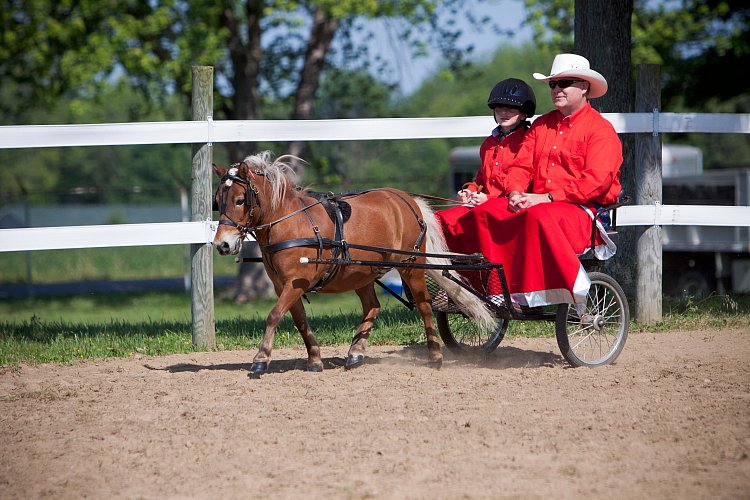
248, 361, 268, 379
428, 358, 443, 370
345, 353, 365, 370
307, 363, 324, 373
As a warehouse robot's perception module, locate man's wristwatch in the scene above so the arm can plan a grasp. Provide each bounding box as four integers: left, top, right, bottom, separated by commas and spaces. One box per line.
547, 193, 553, 202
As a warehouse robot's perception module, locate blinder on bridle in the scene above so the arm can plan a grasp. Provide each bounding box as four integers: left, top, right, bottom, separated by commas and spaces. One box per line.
215, 163, 263, 238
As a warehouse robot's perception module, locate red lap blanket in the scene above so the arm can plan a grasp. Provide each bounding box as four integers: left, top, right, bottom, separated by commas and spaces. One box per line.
436, 197, 615, 307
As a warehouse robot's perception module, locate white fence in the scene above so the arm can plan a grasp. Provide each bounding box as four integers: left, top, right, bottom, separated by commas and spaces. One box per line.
1, 112, 750, 253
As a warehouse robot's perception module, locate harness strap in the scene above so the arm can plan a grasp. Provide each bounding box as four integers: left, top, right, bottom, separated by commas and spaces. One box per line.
386, 189, 427, 253
307, 194, 350, 292
262, 238, 478, 261
263, 237, 340, 254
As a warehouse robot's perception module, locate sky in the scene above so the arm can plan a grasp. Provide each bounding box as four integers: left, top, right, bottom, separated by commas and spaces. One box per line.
368, 0, 533, 95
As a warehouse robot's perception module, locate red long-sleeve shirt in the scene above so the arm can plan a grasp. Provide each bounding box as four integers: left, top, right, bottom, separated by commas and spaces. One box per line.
473, 126, 528, 197
505, 102, 623, 205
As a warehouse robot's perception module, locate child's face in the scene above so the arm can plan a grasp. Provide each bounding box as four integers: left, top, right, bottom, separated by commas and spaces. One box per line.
493, 106, 525, 130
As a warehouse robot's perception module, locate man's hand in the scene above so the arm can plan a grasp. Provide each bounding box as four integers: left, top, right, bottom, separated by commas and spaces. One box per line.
469, 192, 488, 205
507, 191, 524, 212
508, 192, 552, 212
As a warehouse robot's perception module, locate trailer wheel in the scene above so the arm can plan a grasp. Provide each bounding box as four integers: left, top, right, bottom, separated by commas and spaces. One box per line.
555, 272, 629, 367
436, 311, 509, 355
674, 270, 711, 298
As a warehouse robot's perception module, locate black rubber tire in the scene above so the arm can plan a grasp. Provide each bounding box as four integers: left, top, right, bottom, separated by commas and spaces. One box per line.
436, 311, 509, 355
674, 269, 711, 298
555, 271, 629, 367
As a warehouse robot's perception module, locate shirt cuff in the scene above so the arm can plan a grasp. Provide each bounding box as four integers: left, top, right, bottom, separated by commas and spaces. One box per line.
550, 189, 565, 201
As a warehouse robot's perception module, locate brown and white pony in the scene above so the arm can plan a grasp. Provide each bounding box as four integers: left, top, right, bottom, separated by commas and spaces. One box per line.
212, 151, 494, 377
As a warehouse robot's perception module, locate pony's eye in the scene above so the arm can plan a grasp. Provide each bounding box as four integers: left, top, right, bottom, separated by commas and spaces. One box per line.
235, 198, 245, 206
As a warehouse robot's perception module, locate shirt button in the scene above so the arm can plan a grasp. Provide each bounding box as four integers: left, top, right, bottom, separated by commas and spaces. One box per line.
548, 179, 552, 183
559, 131, 563, 135
553, 146, 557, 149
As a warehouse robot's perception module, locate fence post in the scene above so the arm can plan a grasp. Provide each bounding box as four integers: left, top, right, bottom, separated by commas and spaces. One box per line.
190, 66, 216, 348
634, 64, 662, 322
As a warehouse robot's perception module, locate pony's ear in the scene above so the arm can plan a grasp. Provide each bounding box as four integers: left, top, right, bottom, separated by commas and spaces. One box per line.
212, 163, 227, 178
237, 161, 249, 178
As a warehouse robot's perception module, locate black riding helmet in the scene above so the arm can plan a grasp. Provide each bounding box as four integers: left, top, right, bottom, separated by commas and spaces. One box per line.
487, 78, 536, 117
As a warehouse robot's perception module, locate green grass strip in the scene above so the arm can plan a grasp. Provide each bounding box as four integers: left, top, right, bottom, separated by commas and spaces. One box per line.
1, 291, 748, 367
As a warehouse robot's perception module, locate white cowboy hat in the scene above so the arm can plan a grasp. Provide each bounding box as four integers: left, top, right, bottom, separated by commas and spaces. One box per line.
533, 53, 608, 98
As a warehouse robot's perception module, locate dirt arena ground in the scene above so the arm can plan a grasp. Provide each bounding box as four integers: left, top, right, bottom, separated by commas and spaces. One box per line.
1, 328, 748, 499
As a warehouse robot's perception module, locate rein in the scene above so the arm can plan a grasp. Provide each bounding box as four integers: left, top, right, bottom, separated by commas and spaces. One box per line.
249, 199, 324, 233
408, 192, 464, 208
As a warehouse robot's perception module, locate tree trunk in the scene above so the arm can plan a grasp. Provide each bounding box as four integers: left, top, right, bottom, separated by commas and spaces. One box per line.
218, 241, 275, 302
284, 8, 340, 168
222, 2, 263, 162
574, 0, 636, 301
222, 1, 275, 301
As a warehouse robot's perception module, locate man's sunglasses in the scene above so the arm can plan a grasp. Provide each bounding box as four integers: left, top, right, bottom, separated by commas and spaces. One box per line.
548, 79, 583, 89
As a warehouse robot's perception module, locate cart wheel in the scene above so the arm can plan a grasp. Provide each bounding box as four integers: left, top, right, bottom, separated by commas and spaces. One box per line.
436, 311, 509, 355
555, 271, 629, 367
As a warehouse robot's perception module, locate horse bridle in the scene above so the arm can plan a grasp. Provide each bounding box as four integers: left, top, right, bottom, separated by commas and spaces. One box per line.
215, 163, 262, 241
215, 164, 326, 239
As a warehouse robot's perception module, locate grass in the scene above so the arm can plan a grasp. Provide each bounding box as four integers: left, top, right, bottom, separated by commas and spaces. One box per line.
0, 290, 430, 367
1, 287, 748, 368
0, 245, 240, 283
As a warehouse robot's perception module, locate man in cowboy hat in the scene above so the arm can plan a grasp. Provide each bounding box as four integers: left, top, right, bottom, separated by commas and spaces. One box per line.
506, 53, 622, 210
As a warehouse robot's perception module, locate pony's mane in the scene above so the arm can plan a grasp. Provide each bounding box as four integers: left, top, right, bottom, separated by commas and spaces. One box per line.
242, 151, 304, 210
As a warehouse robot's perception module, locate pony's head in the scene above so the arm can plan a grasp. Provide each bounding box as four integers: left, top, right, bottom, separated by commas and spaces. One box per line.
212, 151, 302, 255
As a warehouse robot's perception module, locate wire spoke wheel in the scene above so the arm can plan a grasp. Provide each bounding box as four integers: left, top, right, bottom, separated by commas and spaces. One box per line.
555, 271, 629, 367
436, 311, 509, 355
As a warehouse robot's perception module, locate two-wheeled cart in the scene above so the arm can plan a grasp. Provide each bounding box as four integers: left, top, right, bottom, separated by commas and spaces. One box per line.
402, 200, 628, 367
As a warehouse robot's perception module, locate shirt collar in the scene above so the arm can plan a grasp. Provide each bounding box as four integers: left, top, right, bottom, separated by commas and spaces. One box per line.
491, 121, 527, 139
558, 101, 592, 126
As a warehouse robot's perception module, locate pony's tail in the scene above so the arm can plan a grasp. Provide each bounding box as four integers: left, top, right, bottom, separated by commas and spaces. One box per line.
414, 198, 497, 334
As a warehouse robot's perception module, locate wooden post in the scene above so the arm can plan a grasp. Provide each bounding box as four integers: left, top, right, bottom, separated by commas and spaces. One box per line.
190, 66, 216, 348
634, 64, 662, 322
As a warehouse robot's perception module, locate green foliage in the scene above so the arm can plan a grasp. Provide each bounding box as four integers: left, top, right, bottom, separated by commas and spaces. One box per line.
523, 0, 574, 51
632, 0, 750, 108
0, 0, 480, 116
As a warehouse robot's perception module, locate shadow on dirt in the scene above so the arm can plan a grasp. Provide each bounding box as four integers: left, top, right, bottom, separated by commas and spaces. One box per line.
152, 342, 563, 376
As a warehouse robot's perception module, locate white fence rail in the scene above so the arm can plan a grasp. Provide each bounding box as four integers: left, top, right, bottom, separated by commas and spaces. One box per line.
1, 205, 749, 253
1, 112, 750, 254
1, 112, 749, 149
